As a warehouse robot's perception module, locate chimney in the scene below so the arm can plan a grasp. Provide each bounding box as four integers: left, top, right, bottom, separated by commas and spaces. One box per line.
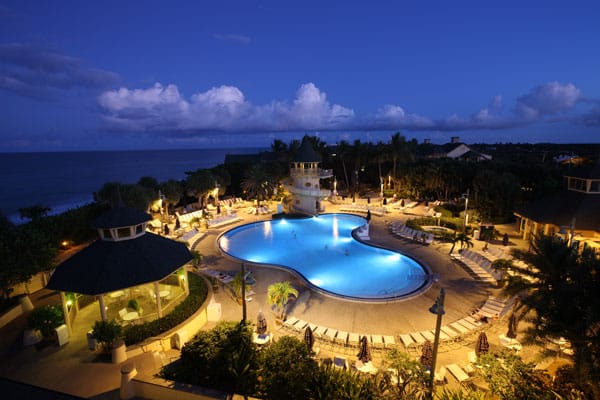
423, 138, 431, 144
450, 136, 460, 144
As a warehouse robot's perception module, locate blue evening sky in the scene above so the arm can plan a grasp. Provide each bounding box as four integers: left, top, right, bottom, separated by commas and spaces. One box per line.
1, 0, 599, 151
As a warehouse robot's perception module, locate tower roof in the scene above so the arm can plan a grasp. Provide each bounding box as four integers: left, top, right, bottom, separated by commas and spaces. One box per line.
293, 136, 321, 163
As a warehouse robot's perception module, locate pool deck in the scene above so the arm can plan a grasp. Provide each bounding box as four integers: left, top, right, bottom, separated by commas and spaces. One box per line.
0, 200, 556, 397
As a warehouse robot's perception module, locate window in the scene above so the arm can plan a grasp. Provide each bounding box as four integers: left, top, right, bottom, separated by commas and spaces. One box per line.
135, 224, 143, 234
305, 182, 312, 187
590, 180, 600, 193
117, 227, 131, 238
102, 229, 112, 239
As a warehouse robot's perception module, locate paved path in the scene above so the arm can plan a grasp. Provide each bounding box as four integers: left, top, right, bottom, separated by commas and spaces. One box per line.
0, 200, 554, 397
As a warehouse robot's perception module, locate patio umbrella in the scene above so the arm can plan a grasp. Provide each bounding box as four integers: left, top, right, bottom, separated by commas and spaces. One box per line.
304, 326, 314, 353
506, 313, 518, 339
420, 340, 434, 370
357, 335, 372, 363
256, 311, 267, 335
475, 332, 490, 357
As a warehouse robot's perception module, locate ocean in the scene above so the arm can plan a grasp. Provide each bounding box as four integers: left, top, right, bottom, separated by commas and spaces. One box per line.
0, 148, 264, 223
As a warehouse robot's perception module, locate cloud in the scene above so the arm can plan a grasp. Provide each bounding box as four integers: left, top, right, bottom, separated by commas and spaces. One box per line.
213, 33, 252, 44
97, 80, 595, 135
98, 82, 354, 133
515, 81, 581, 120
0, 43, 119, 99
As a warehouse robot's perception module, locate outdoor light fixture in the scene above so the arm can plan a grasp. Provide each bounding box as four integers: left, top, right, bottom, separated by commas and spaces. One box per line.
428, 288, 445, 397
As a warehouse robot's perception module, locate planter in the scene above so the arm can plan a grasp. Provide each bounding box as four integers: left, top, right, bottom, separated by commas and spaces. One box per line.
23, 328, 42, 346
18, 295, 34, 312
111, 340, 127, 364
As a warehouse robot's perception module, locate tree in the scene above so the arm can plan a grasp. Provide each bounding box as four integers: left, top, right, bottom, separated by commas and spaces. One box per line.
259, 336, 317, 400
476, 350, 554, 400
383, 349, 429, 399
495, 235, 600, 397
185, 169, 215, 208
94, 182, 152, 211
159, 179, 184, 215
267, 281, 298, 320
448, 232, 473, 254
240, 165, 273, 208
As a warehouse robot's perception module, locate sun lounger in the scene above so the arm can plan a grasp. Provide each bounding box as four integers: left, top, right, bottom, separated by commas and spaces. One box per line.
371, 335, 384, 349
410, 332, 428, 346
314, 326, 328, 338
383, 335, 396, 348
446, 363, 471, 384
348, 332, 360, 346
399, 334, 415, 348
441, 326, 461, 340
419, 330, 435, 342
434, 366, 447, 384
450, 322, 470, 335
325, 328, 338, 342
335, 331, 348, 346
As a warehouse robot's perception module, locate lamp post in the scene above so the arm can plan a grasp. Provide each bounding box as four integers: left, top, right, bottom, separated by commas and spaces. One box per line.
462, 189, 469, 233
428, 288, 445, 397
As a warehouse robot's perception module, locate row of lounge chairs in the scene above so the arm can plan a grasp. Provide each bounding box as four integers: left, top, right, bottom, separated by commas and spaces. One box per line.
218, 197, 245, 208
450, 249, 500, 284
389, 222, 434, 245
207, 214, 241, 228
246, 206, 271, 215
338, 203, 387, 216
282, 316, 396, 350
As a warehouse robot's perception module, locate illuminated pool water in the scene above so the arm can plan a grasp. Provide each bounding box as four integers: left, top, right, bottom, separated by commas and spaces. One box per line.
218, 214, 429, 301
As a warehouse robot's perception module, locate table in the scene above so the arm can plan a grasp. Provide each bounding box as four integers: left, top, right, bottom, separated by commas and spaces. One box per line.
159, 290, 170, 298
123, 311, 139, 321
109, 290, 125, 298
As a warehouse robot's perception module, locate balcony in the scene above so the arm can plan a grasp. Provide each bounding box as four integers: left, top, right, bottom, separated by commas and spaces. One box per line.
290, 168, 333, 179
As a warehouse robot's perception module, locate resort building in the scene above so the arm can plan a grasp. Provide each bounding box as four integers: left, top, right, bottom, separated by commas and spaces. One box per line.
47, 206, 192, 336
514, 163, 600, 252
283, 136, 333, 215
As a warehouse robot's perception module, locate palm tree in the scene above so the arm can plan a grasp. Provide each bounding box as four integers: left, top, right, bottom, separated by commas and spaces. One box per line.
495, 235, 600, 398
267, 281, 298, 320
185, 169, 215, 208
240, 165, 273, 209
448, 232, 473, 254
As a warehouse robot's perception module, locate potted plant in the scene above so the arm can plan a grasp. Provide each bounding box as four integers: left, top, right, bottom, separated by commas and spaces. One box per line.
91, 319, 123, 354
127, 299, 140, 312
27, 305, 64, 342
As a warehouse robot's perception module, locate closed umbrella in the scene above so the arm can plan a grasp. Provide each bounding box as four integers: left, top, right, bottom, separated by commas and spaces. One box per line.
475, 332, 489, 357
304, 326, 314, 353
420, 340, 434, 370
357, 335, 372, 363
256, 311, 267, 335
506, 313, 518, 339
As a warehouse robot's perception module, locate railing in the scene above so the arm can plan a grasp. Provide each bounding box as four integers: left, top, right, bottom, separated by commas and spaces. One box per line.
290, 168, 333, 178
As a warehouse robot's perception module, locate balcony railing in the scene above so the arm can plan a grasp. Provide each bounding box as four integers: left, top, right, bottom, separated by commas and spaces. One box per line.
290, 168, 333, 179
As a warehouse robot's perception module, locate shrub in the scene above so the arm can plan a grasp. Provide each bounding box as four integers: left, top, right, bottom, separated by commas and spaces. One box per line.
28, 305, 64, 339
91, 319, 123, 351
122, 272, 208, 345
127, 298, 140, 312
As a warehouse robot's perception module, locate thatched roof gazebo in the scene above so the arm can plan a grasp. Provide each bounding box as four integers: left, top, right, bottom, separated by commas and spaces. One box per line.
47, 206, 192, 335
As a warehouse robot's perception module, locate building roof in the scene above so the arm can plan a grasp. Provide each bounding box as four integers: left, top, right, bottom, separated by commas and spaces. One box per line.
92, 206, 151, 229
293, 137, 321, 163
47, 232, 191, 295
515, 190, 600, 232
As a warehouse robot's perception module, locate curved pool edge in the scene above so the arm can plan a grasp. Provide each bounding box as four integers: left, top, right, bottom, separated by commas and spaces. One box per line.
215, 214, 434, 304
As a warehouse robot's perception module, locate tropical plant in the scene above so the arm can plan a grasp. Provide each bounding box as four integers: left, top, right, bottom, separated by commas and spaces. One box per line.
259, 335, 317, 400
91, 319, 123, 351
127, 299, 140, 312
267, 281, 298, 320
435, 387, 487, 400
494, 235, 600, 398
28, 305, 64, 339
476, 350, 554, 400
185, 169, 215, 208
18, 205, 51, 221
241, 164, 274, 208
448, 232, 473, 254
383, 349, 429, 399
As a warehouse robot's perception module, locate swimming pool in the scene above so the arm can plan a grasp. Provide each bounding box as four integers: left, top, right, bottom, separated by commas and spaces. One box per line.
218, 214, 429, 301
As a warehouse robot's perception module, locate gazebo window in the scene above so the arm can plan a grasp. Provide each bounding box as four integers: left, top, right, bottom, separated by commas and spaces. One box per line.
102, 229, 112, 239
135, 224, 143, 234
117, 227, 131, 238
590, 180, 600, 193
